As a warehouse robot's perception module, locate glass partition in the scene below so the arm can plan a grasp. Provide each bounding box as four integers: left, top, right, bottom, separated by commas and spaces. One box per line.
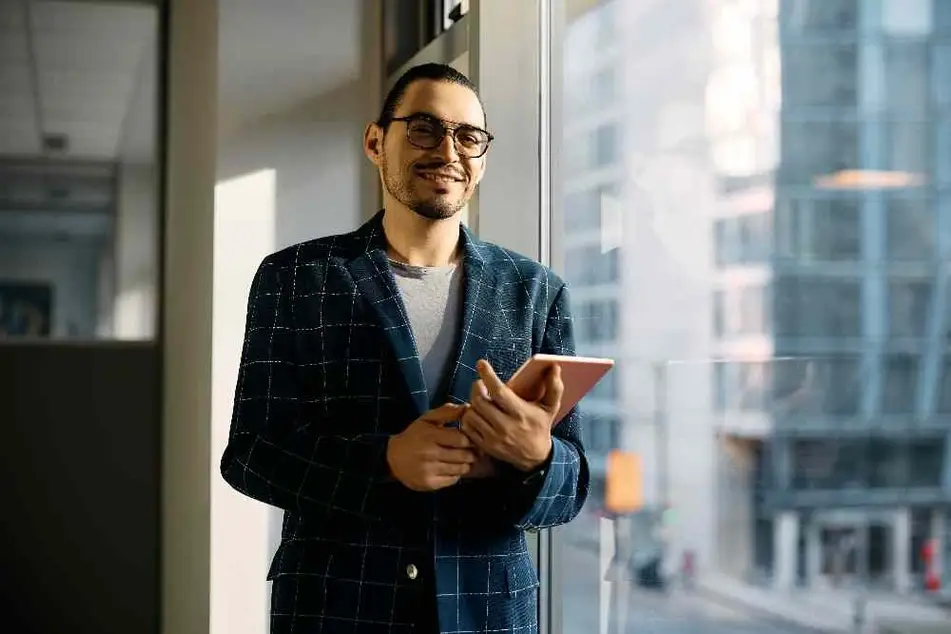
0, 1, 160, 340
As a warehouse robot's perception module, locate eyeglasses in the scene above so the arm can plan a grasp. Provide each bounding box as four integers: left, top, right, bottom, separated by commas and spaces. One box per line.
390, 114, 494, 159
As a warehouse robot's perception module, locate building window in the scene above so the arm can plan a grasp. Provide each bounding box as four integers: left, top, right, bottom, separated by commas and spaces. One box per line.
565, 245, 619, 286
575, 299, 618, 343
564, 185, 618, 232
582, 414, 621, 454
885, 42, 930, 119
888, 281, 931, 338
714, 285, 769, 337
780, 121, 859, 185
714, 361, 770, 412
937, 357, 951, 413
714, 215, 770, 266
810, 198, 861, 261
792, 439, 868, 490
783, 43, 858, 107
936, 45, 951, 109
785, 0, 858, 31
592, 124, 620, 168
887, 122, 931, 174
882, 354, 918, 414
886, 196, 935, 261
775, 357, 862, 416
775, 277, 862, 338
908, 439, 945, 487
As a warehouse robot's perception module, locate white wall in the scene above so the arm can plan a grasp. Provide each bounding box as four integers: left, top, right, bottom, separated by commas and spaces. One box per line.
210, 2, 381, 633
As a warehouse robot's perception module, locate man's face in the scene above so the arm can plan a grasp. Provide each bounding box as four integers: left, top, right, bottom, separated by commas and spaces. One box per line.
366, 79, 488, 221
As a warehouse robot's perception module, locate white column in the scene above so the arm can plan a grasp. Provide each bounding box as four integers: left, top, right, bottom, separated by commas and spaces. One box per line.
774, 511, 800, 590
892, 507, 912, 594
162, 0, 217, 632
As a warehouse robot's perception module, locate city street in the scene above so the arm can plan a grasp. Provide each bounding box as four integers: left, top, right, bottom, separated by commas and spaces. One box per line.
560, 542, 820, 634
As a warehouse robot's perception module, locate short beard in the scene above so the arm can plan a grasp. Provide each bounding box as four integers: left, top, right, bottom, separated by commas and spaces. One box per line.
382, 159, 464, 221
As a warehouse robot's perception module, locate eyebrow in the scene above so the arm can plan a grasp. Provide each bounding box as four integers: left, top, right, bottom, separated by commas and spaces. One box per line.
405, 111, 487, 131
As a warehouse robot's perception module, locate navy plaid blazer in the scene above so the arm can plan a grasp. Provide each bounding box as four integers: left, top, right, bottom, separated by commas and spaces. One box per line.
221, 210, 589, 633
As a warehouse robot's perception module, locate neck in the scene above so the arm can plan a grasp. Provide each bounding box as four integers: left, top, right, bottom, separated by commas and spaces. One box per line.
381, 203, 462, 267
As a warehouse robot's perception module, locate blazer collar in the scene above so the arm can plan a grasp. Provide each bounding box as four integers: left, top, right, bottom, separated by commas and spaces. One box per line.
344, 210, 496, 417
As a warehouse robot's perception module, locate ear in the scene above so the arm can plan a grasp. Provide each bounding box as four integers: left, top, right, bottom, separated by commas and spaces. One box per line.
363, 122, 383, 166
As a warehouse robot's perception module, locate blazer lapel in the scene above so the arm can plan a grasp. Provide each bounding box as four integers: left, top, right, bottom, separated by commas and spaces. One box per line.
344, 215, 429, 418
444, 226, 497, 405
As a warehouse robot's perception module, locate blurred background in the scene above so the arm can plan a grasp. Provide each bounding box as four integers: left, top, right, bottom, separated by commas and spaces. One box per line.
1, 1, 950, 633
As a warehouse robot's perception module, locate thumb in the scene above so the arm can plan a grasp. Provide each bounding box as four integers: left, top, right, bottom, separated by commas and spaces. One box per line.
538, 364, 564, 412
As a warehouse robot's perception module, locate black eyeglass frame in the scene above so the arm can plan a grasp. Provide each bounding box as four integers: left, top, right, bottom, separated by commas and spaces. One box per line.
388, 113, 494, 158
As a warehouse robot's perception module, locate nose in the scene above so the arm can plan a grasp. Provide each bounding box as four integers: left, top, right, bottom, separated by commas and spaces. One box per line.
433, 132, 460, 161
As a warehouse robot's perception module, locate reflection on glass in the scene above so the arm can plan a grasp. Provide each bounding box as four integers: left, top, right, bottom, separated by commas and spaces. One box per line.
0, 1, 159, 340
555, 0, 951, 632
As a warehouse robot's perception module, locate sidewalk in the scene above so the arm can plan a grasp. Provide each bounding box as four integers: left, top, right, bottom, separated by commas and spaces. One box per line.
695, 573, 951, 633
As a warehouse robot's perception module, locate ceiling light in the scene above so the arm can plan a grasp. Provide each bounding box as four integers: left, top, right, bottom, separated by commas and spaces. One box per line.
814, 169, 926, 190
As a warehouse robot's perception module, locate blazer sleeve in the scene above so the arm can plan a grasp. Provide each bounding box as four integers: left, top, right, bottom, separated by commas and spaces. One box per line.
505, 282, 591, 530
220, 256, 398, 522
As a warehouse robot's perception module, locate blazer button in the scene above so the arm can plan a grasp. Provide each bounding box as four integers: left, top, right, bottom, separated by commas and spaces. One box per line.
406, 564, 418, 580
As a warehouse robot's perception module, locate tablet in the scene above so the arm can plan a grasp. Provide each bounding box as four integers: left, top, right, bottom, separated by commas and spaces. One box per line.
507, 353, 615, 426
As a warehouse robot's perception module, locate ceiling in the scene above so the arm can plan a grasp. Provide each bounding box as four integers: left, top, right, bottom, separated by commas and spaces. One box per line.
0, 0, 156, 160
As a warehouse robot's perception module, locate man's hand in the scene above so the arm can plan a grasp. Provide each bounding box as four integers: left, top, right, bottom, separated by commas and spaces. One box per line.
386, 403, 477, 491
460, 359, 564, 472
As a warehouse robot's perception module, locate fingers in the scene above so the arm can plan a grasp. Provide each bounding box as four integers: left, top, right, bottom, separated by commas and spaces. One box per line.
475, 360, 520, 414
421, 402, 467, 423
433, 462, 473, 478
431, 424, 473, 449
460, 408, 494, 447
538, 364, 564, 412
435, 447, 477, 465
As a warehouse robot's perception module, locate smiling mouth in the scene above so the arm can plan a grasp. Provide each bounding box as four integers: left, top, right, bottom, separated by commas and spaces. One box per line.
416, 171, 463, 184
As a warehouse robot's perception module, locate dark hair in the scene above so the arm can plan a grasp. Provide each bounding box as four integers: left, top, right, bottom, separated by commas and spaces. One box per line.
376, 62, 484, 129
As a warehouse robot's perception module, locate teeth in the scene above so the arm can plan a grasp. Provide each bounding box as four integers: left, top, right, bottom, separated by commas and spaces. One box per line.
419, 172, 456, 182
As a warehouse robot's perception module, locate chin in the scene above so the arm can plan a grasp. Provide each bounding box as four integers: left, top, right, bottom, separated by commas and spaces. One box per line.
411, 201, 463, 221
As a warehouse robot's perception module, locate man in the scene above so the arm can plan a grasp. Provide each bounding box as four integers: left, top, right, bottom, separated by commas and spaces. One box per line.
221, 63, 589, 634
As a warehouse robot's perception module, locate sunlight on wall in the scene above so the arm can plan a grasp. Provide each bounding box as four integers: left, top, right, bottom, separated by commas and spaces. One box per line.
210, 168, 276, 634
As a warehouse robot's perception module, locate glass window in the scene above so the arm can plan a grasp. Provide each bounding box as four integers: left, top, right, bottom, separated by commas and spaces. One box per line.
938, 357, 951, 413
780, 121, 859, 185
592, 124, 620, 168
783, 43, 858, 108
908, 439, 945, 487
0, 3, 160, 340
565, 245, 619, 285
887, 122, 931, 174
882, 354, 918, 414
888, 280, 931, 337
886, 196, 935, 261
550, 0, 948, 630
783, 0, 858, 31
932, 45, 951, 109
582, 414, 621, 453
775, 277, 862, 337
885, 42, 930, 119
939, 0, 951, 32
792, 439, 868, 490
868, 438, 908, 488
592, 67, 616, 105
574, 299, 618, 344
811, 198, 861, 261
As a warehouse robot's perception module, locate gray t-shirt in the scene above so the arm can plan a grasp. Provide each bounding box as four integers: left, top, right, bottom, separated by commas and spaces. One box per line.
389, 259, 464, 405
